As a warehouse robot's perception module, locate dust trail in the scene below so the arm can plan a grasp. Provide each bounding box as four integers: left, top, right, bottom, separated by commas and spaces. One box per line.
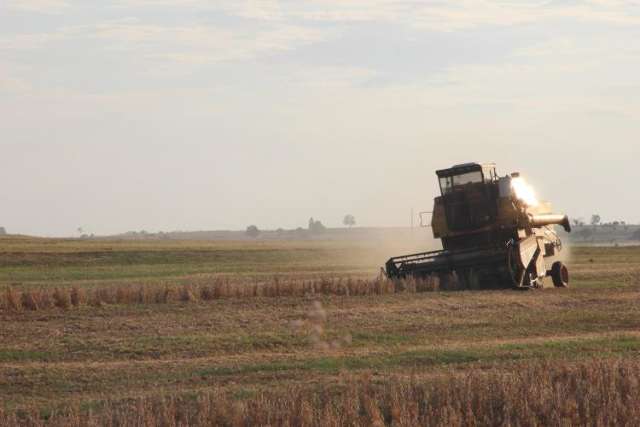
324, 227, 441, 274
291, 300, 352, 350
558, 242, 572, 265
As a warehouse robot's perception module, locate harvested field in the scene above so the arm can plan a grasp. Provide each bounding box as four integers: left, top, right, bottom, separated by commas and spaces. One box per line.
4, 359, 640, 426
1, 236, 639, 425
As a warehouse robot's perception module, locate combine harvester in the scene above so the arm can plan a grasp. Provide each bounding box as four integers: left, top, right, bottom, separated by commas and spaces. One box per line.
385, 163, 571, 289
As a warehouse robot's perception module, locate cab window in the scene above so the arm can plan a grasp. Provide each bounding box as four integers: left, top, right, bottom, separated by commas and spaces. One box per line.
452, 171, 483, 186
440, 171, 484, 195
439, 176, 453, 194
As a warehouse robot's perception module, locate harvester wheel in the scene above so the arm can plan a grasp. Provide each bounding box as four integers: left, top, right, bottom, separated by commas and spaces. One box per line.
551, 261, 569, 288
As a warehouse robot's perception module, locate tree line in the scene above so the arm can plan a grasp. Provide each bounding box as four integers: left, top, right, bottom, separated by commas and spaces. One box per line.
246, 215, 356, 238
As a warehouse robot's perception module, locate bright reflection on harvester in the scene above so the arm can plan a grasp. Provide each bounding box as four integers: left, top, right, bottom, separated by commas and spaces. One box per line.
511, 177, 539, 207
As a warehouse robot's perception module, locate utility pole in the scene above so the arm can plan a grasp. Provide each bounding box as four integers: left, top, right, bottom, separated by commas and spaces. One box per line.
411, 208, 414, 232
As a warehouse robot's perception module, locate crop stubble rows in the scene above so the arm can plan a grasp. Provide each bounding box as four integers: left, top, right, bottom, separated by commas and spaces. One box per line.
1, 237, 639, 424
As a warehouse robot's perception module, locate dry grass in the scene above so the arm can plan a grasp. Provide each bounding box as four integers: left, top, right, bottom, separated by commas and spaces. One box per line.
4, 287, 21, 311
52, 288, 70, 310
20, 290, 39, 311
2, 358, 639, 426
69, 287, 85, 307
0, 276, 445, 312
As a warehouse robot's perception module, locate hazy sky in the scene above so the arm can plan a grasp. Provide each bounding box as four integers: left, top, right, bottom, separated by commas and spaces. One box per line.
1, 0, 639, 236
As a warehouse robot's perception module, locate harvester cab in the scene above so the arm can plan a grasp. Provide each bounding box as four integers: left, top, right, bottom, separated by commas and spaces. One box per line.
385, 163, 571, 290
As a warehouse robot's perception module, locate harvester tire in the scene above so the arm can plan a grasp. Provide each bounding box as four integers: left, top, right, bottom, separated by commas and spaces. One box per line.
551, 261, 569, 288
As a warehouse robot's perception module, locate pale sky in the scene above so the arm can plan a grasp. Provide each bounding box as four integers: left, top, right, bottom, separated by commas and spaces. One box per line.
1, 0, 639, 236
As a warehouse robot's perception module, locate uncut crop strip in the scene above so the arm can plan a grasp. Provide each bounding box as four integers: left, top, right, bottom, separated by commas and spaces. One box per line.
3, 268, 640, 312
0, 276, 447, 311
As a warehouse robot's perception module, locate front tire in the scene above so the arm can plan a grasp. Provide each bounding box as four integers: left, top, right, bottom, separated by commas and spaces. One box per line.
551, 261, 569, 288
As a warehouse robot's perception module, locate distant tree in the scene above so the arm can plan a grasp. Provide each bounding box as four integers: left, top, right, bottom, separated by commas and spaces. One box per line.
577, 228, 594, 241
0, 227, 6, 235
632, 229, 640, 241
246, 225, 260, 238
308, 218, 326, 234
590, 214, 601, 226
572, 218, 586, 227
77, 227, 83, 235
343, 214, 356, 228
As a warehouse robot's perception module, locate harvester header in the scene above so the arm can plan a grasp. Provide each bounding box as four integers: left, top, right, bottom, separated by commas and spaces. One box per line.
385, 162, 571, 289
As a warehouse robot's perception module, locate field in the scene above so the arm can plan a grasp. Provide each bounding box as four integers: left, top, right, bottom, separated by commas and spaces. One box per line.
1, 235, 640, 425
